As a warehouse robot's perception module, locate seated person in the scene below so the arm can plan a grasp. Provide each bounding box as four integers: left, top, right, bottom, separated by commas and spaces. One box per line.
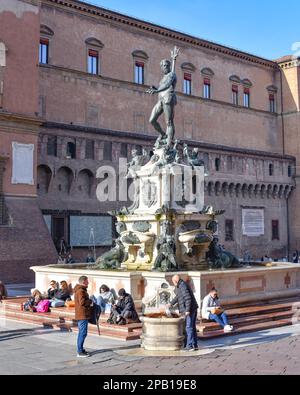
54, 281, 71, 302
47, 280, 59, 299
109, 288, 139, 325
23, 289, 43, 312
0, 281, 8, 302
202, 288, 233, 333
66, 253, 76, 264
86, 253, 95, 264
91, 284, 115, 314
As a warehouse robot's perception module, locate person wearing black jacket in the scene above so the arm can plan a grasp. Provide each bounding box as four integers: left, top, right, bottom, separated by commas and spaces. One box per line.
112, 288, 139, 324
169, 275, 199, 351
47, 280, 59, 299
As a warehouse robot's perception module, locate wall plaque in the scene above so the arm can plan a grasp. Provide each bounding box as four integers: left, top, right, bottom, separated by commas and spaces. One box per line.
12, 142, 34, 185
242, 208, 264, 236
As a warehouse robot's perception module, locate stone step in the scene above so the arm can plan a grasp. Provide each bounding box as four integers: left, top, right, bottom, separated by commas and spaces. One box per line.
221, 295, 300, 310
198, 318, 294, 340
224, 299, 300, 319
198, 310, 295, 333
2, 296, 299, 342
0, 304, 142, 341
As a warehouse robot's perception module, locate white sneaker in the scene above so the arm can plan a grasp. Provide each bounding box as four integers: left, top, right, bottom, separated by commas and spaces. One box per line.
224, 325, 233, 332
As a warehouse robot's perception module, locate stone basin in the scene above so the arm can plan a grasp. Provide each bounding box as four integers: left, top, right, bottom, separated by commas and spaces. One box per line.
141, 314, 185, 351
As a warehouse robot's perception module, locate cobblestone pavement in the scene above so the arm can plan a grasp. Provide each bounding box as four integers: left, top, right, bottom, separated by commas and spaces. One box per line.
1, 318, 300, 375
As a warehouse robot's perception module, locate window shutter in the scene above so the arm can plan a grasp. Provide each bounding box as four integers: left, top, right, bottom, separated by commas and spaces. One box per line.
89, 49, 98, 57
184, 73, 192, 81
40, 38, 49, 45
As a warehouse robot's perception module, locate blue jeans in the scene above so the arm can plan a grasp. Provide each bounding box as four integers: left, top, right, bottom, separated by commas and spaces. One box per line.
77, 319, 88, 353
209, 312, 229, 328
96, 296, 106, 312
90, 296, 107, 313
185, 310, 198, 348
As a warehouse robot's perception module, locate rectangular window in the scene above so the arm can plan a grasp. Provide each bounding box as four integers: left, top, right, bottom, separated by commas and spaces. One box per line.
232, 85, 239, 105
225, 220, 234, 241
88, 49, 99, 75
85, 140, 95, 160
70, 216, 112, 247
135, 62, 144, 84
120, 143, 128, 158
272, 220, 280, 240
243, 88, 250, 108
269, 94, 276, 113
39, 38, 49, 64
203, 78, 211, 99
47, 136, 57, 157
103, 141, 112, 161
183, 73, 192, 95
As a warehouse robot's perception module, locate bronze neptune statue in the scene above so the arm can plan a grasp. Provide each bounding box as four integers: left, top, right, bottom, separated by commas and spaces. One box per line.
147, 47, 180, 148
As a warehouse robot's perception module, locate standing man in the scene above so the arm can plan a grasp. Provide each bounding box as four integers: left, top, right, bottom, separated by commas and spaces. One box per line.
147, 47, 179, 148
168, 275, 199, 351
74, 276, 92, 358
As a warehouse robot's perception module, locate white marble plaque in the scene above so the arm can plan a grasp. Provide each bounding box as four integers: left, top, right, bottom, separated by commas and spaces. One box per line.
242, 209, 264, 236
0, 42, 6, 67
12, 142, 34, 185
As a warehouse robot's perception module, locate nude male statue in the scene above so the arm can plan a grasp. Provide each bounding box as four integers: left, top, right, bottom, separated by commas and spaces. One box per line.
147, 47, 180, 148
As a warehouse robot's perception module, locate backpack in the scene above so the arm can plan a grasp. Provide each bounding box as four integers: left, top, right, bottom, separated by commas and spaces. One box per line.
36, 300, 51, 313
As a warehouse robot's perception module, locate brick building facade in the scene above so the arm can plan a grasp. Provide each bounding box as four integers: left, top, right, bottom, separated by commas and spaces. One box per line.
0, 0, 299, 282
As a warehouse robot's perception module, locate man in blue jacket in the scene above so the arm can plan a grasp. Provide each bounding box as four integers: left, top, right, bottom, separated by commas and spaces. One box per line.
169, 275, 199, 351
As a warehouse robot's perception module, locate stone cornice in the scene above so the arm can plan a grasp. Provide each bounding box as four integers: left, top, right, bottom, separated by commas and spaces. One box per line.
0, 111, 43, 128
40, 64, 279, 117
278, 58, 300, 69
42, 0, 278, 70
42, 121, 296, 162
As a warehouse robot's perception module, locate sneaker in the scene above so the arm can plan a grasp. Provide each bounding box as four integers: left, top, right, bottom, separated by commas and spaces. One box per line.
193, 346, 199, 351
184, 346, 196, 352
77, 351, 90, 358
224, 325, 233, 332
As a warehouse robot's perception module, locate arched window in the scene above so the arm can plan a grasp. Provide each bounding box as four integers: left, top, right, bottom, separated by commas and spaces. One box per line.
269, 163, 274, 176
181, 63, 196, 96
215, 158, 221, 172
85, 38, 104, 75
132, 50, 149, 85
267, 85, 278, 113
201, 68, 214, 100
288, 165, 292, 178
39, 25, 54, 65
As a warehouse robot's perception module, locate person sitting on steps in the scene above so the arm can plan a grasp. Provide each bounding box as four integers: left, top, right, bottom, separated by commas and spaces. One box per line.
91, 284, 115, 314
109, 288, 139, 325
202, 288, 233, 333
